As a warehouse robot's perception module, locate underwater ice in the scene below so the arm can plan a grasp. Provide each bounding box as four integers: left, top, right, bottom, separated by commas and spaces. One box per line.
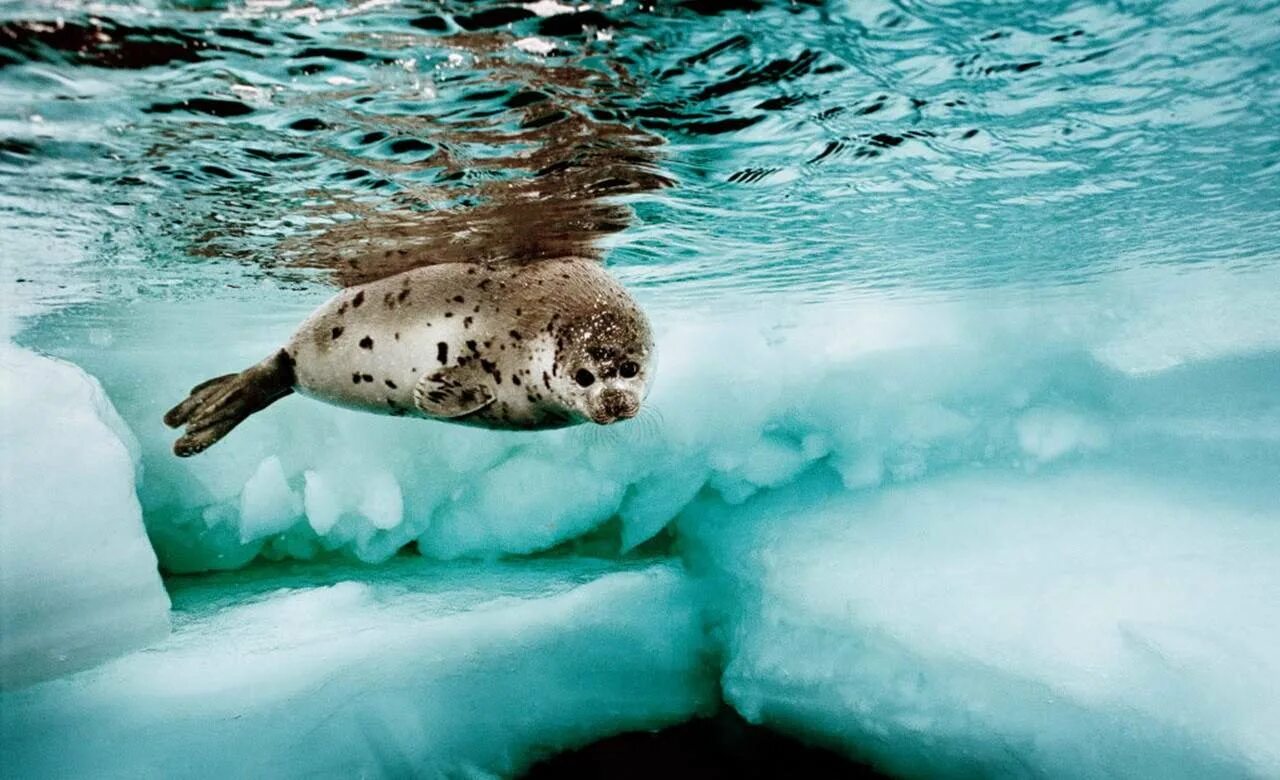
683, 470, 1280, 778
0, 560, 715, 777
24, 265, 1280, 571
6, 262, 1280, 775
0, 344, 170, 689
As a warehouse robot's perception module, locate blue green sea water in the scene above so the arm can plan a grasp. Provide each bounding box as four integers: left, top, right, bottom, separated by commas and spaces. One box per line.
2, 1, 1280, 777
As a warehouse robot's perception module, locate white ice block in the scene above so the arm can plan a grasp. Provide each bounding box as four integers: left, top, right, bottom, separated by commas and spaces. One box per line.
0, 344, 170, 689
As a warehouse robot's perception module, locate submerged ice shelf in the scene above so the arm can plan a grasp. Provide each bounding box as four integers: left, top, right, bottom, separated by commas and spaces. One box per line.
23, 263, 1280, 574
0, 559, 715, 777
682, 469, 1280, 778
4, 261, 1280, 777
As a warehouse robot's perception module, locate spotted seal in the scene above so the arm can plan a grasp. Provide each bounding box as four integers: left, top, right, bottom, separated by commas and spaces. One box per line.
164, 258, 653, 456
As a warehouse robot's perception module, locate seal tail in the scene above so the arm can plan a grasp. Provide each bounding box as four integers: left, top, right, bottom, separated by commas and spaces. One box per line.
164, 350, 296, 457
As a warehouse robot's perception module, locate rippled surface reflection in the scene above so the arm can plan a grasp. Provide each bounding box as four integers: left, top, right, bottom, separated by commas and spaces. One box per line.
2, 0, 1278, 307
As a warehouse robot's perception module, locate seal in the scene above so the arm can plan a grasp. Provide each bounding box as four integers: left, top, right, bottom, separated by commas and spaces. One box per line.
164, 257, 654, 456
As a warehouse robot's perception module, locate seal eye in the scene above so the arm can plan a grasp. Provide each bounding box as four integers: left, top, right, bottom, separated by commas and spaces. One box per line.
574, 368, 595, 387
619, 361, 639, 379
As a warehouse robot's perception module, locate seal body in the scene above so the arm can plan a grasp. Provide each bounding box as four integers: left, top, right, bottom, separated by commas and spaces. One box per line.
164, 257, 654, 455
288, 257, 650, 429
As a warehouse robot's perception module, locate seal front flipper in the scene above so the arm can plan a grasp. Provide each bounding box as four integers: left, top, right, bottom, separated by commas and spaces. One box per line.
164, 350, 295, 457
413, 364, 495, 419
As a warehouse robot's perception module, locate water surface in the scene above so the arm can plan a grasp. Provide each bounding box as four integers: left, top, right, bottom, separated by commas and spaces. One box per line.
4, 0, 1277, 311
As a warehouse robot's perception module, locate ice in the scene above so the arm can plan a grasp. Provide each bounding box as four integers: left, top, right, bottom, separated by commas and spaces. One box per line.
617, 458, 707, 552
679, 468, 1280, 778
0, 344, 170, 689
302, 470, 342, 534
359, 471, 404, 531
0, 559, 715, 778
1014, 406, 1110, 464
17, 263, 1280, 576
1092, 267, 1280, 375
15, 295, 975, 570
10, 261, 1280, 774
238, 456, 301, 542
420, 456, 626, 559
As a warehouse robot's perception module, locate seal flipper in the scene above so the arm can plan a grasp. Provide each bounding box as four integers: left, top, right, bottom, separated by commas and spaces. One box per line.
164, 372, 237, 428
413, 364, 495, 419
165, 350, 295, 457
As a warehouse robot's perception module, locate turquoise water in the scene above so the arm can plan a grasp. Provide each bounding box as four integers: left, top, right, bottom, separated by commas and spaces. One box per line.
4, 1, 1280, 778
4, 0, 1278, 306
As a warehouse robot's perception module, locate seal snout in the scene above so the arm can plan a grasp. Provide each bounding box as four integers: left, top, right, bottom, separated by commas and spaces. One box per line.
592, 387, 640, 425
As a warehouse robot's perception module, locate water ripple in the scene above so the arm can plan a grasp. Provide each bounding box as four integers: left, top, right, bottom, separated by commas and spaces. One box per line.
1, 0, 1278, 308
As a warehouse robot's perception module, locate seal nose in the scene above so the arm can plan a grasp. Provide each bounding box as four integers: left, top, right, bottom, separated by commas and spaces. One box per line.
595, 388, 638, 424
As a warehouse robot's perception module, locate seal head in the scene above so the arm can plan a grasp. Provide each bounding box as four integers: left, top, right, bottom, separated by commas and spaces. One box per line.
549, 300, 654, 426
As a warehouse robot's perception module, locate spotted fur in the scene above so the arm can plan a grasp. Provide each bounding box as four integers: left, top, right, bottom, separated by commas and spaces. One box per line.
165, 258, 654, 455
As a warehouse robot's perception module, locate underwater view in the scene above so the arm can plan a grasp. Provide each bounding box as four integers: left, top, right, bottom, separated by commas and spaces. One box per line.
2, 0, 1279, 776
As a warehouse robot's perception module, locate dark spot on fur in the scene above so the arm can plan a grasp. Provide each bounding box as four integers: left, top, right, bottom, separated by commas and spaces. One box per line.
444, 312, 454, 318
464, 316, 473, 328
398, 289, 410, 302
338, 303, 348, 315
466, 340, 478, 354
437, 342, 448, 364
352, 291, 365, 308
352, 373, 362, 384
362, 373, 373, 383
359, 336, 374, 350
331, 326, 344, 339
543, 371, 552, 389
384, 292, 396, 309
512, 375, 521, 386
453, 295, 465, 303
385, 379, 398, 389
473, 305, 481, 313
478, 278, 492, 291
516, 308, 523, 316
395, 332, 401, 340
510, 330, 523, 341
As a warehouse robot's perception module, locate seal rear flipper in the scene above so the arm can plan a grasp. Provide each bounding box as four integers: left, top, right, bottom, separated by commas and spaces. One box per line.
165, 350, 296, 457
163, 372, 237, 428
413, 365, 495, 419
